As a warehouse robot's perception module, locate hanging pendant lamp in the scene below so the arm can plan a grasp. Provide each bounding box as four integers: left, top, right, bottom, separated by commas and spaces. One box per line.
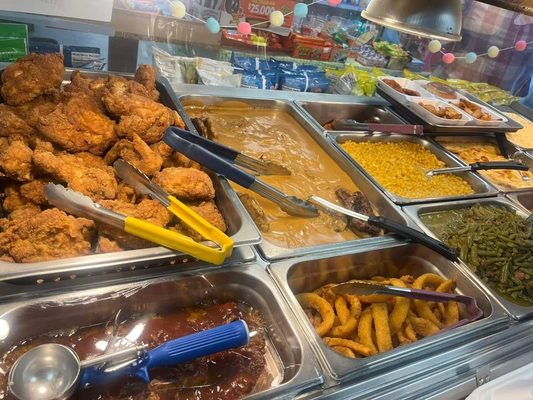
361, 0, 463, 42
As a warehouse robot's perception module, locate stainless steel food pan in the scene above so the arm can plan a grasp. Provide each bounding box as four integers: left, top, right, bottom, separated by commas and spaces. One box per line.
293, 100, 406, 133
507, 190, 533, 212
179, 95, 417, 261
0, 264, 322, 399
268, 243, 507, 384
403, 196, 533, 319
428, 135, 533, 194
0, 74, 261, 282
331, 133, 499, 205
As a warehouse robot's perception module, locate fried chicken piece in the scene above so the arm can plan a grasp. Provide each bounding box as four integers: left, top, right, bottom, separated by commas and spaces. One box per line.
335, 188, 381, 236
103, 84, 184, 144
8, 204, 41, 221
97, 199, 172, 249
192, 201, 227, 232
0, 138, 33, 181
1, 53, 64, 106
20, 178, 50, 205
37, 93, 117, 155
33, 147, 117, 201
173, 201, 227, 242
12, 91, 62, 130
116, 182, 139, 204
0, 104, 35, 140
2, 185, 34, 213
153, 167, 215, 202
96, 235, 124, 253
0, 208, 95, 263
63, 70, 108, 108
151, 141, 200, 169
104, 133, 163, 177
134, 64, 159, 101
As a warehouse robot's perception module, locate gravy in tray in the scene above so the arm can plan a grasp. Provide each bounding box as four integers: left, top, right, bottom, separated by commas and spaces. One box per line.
184, 101, 376, 249
0, 302, 271, 400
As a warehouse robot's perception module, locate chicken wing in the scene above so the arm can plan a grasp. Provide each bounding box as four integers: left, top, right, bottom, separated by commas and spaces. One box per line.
37, 93, 117, 155
134, 64, 159, 101
0, 208, 95, 263
33, 146, 117, 201
1, 53, 64, 106
102, 84, 183, 144
97, 199, 173, 249
153, 167, 215, 202
0, 138, 33, 181
96, 234, 124, 253
104, 133, 163, 177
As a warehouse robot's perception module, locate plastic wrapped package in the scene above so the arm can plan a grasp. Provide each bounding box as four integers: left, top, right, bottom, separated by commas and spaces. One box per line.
241, 70, 280, 90
196, 57, 242, 87
280, 70, 331, 93
0, 264, 321, 399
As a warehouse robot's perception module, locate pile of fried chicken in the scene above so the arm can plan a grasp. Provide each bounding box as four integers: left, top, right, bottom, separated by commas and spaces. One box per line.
0, 53, 227, 263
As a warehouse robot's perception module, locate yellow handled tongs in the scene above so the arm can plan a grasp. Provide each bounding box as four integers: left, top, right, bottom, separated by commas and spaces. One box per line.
44, 160, 233, 265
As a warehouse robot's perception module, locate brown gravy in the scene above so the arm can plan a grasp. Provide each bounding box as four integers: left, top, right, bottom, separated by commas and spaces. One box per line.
184, 101, 364, 249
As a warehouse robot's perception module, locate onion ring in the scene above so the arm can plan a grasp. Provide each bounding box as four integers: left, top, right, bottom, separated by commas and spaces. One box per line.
371, 303, 393, 352
413, 273, 444, 328
331, 346, 356, 358
404, 321, 417, 342
445, 301, 459, 326
388, 278, 410, 335
297, 293, 335, 337
358, 308, 378, 355
409, 314, 440, 337
323, 337, 372, 357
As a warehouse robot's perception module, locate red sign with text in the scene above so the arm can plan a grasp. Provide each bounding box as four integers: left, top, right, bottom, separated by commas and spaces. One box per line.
240, 0, 295, 27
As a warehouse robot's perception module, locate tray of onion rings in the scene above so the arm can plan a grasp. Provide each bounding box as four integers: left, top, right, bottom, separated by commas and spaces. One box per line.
268, 243, 508, 383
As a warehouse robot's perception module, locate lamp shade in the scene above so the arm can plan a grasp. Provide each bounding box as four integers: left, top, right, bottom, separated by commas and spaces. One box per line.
361, 0, 462, 42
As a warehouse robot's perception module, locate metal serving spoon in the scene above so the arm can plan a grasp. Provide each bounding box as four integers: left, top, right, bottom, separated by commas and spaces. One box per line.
8, 320, 249, 400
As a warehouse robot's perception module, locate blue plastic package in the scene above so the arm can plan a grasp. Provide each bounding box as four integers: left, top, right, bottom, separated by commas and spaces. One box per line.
280, 71, 330, 93
280, 68, 326, 78
241, 70, 280, 90
271, 58, 318, 71
230, 52, 276, 71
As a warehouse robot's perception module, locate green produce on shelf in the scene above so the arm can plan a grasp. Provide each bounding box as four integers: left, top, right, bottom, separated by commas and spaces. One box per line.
373, 41, 409, 58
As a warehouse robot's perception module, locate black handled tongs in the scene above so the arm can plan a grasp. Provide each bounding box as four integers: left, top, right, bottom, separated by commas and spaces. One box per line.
163, 127, 318, 218
174, 128, 290, 176
308, 195, 458, 261
426, 161, 529, 177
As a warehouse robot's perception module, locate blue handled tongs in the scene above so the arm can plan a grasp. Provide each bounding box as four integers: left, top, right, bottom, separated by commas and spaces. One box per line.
163, 127, 319, 218
176, 128, 291, 176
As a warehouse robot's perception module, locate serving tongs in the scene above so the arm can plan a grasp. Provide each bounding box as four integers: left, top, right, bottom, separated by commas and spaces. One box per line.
331, 280, 483, 328
176, 128, 291, 176
426, 160, 529, 177
308, 195, 458, 261
163, 126, 319, 218
331, 119, 424, 135
44, 164, 233, 265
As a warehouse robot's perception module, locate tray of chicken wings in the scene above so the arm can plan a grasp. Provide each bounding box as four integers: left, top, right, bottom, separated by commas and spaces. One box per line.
0, 53, 260, 282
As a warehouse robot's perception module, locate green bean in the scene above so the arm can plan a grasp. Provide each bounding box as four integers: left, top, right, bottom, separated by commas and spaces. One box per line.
421, 204, 533, 305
